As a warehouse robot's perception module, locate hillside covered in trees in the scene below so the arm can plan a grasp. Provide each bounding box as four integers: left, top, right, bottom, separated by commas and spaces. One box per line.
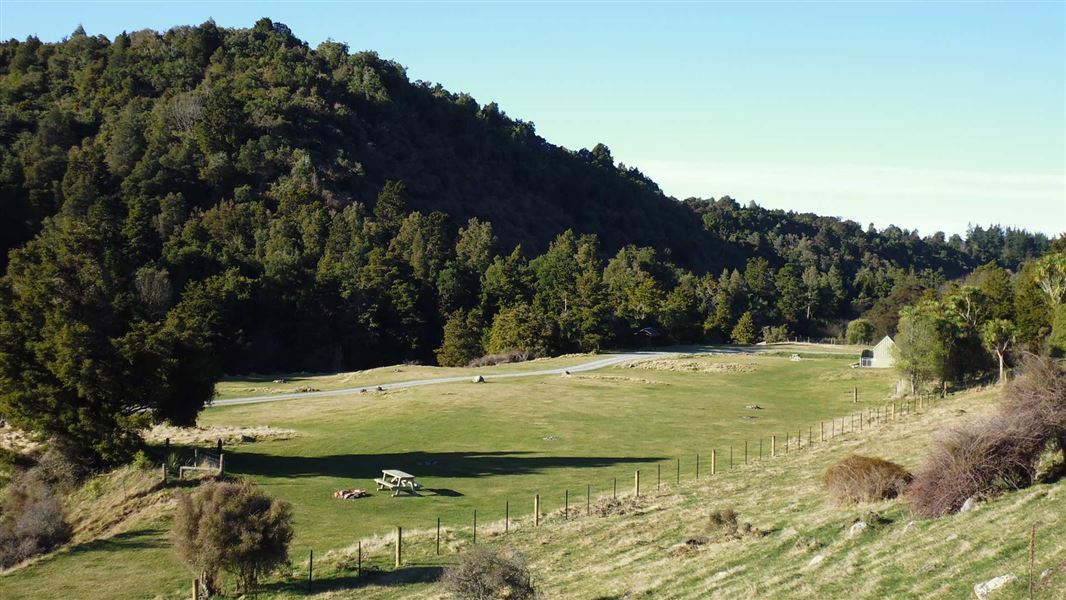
0, 20, 1057, 463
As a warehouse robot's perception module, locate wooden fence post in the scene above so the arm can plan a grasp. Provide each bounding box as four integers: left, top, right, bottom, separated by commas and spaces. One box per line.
358, 541, 362, 576
820, 421, 824, 442
676, 458, 680, 484
710, 449, 716, 476
308, 549, 313, 592
853, 387, 858, 403
771, 435, 777, 457
613, 477, 617, 499
634, 470, 640, 497
744, 441, 748, 464
504, 503, 509, 535
586, 485, 590, 516
192, 579, 201, 600
472, 510, 477, 544
729, 446, 733, 469
657, 463, 661, 490
534, 494, 540, 527
785, 432, 789, 454
696, 453, 700, 480
564, 490, 569, 520
395, 527, 402, 568
437, 517, 441, 553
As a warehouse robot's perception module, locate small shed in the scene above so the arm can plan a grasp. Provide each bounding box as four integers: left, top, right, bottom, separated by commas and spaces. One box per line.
859, 336, 895, 369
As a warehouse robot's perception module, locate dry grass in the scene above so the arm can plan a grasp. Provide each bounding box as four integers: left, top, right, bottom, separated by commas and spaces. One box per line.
624, 356, 758, 374
822, 455, 912, 505
143, 424, 299, 446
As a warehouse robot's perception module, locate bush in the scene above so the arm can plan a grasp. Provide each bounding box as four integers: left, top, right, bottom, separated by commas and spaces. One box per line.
173, 480, 293, 595
846, 319, 875, 344
909, 355, 1066, 518
705, 508, 759, 541
908, 415, 1042, 518
467, 350, 529, 368
440, 546, 535, 600
822, 455, 912, 504
760, 324, 790, 344
0, 467, 72, 568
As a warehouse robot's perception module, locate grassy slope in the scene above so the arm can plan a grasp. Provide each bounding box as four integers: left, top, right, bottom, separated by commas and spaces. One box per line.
346, 388, 1066, 600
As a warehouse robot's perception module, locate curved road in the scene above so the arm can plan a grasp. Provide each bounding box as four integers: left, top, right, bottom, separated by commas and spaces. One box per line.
208, 348, 751, 408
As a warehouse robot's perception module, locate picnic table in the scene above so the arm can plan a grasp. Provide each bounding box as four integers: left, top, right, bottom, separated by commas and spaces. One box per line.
374, 469, 423, 496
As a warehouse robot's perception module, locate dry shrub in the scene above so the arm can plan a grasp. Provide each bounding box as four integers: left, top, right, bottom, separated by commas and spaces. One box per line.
909, 356, 1066, 518
467, 351, 529, 368
705, 508, 761, 542
173, 480, 293, 595
909, 415, 1043, 518
589, 496, 645, 517
823, 455, 912, 505
440, 546, 535, 600
0, 458, 74, 569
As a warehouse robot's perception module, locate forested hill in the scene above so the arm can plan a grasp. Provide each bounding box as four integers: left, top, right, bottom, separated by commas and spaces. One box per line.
0, 20, 1052, 375
0, 19, 728, 270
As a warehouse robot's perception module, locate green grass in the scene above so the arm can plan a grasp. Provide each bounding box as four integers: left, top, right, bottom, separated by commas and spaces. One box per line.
201, 353, 893, 554
0, 351, 918, 599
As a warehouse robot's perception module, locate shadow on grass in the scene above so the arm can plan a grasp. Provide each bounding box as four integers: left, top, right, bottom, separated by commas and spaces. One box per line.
225, 450, 665, 481
262, 565, 444, 595
64, 527, 167, 557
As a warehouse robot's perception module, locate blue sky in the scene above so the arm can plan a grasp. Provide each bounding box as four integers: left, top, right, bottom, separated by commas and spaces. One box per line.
2, 1, 1063, 236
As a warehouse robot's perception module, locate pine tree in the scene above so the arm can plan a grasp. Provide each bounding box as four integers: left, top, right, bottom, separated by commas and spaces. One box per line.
730, 311, 757, 344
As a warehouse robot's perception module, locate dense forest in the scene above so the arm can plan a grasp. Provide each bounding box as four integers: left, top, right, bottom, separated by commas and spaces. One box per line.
0, 20, 1058, 463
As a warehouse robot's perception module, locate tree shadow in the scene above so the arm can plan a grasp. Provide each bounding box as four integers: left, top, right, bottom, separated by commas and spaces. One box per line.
225, 450, 665, 481
261, 565, 444, 595
65, 527, 167, 556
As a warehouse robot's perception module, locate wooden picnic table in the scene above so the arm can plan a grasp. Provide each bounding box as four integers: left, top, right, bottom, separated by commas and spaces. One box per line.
374, 469, 422, 496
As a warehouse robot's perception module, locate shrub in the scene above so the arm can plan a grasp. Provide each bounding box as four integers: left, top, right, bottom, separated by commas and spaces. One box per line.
760, 324, 790, 344
909, 415, 1044, 518
0, 467, 72, 568
909, 355, 1066, 518
846, 319, 875, 344
705, 508, 760, 541
440, 546, 535, 600
467, 350, 529, 368
823, 455, 912, 505
173, 480, 293, 595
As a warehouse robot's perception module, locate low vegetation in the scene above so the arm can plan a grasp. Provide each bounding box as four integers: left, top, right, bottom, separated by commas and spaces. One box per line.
440, 546, 535, 600
822, 455, 912, 505
173, 480, 293, 595
909, 356, 1066, 518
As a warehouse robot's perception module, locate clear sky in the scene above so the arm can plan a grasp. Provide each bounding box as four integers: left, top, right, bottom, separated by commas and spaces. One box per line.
2, 1, 1063, 237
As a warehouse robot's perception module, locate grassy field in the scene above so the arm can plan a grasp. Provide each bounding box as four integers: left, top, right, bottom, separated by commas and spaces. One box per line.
2, 350, 922, 599
201, 352, 893, 553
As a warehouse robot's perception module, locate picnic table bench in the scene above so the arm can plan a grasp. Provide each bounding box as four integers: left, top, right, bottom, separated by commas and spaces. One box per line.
374, 469, 423, 496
